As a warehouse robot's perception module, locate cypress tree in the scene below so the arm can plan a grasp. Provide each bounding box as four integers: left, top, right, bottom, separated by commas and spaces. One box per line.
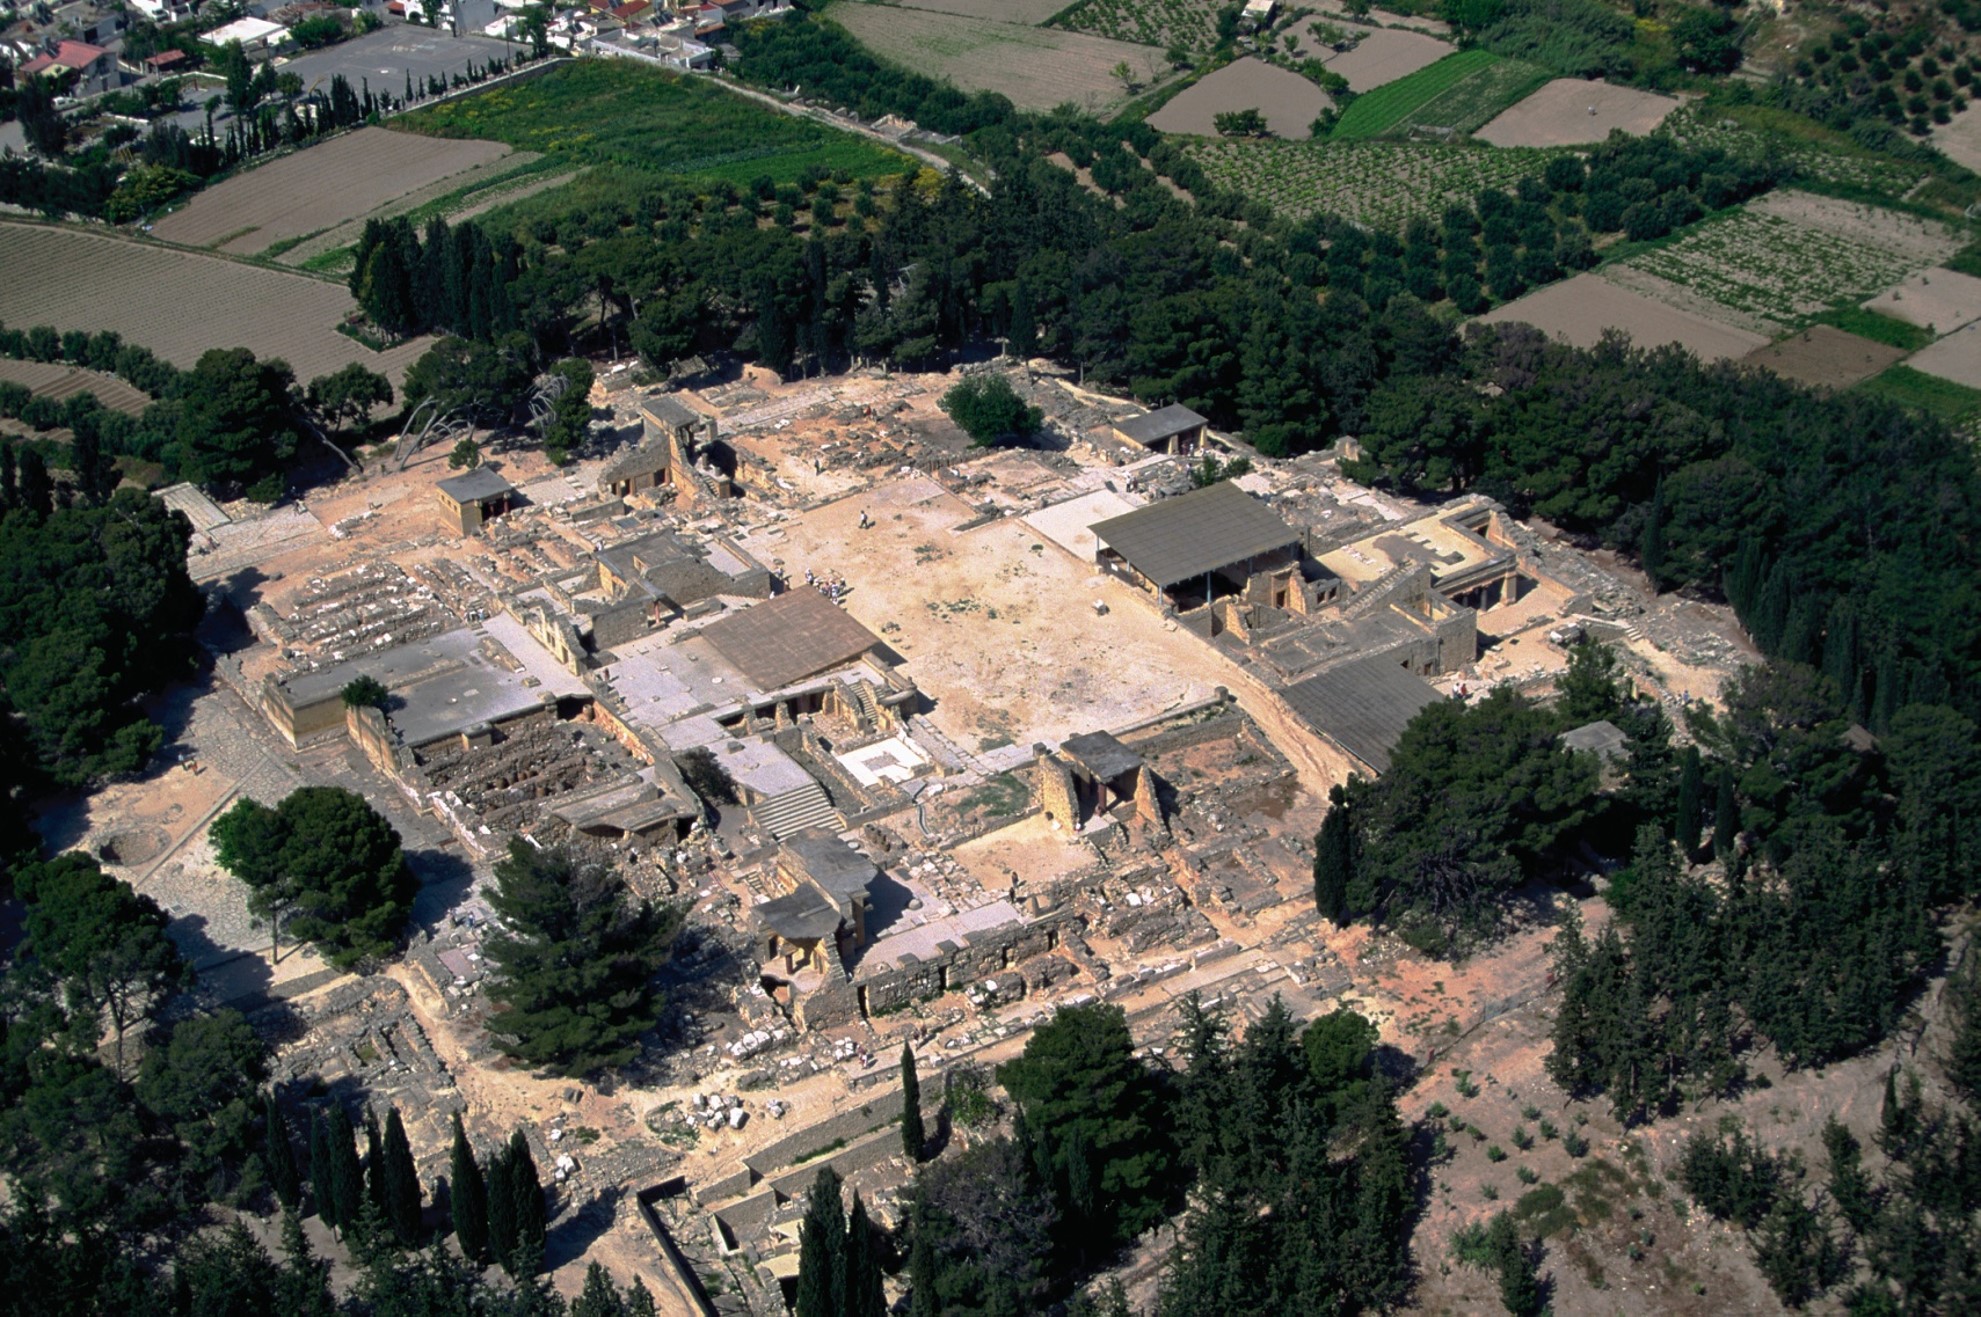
485, 1147, 517, 1274
794, 1166, 846, 1317
328, 1105, 365, 1237
365, 1107, 388, 1221
450, 1112, 489, 1265
1641, 475, 1665, 592
572, 1262, 623, 1317
900, 1044, 924, 1162
1314, 785, 1353, 924
1, 442, 17, 508
509, 1130, 547, 1276
17, 448, 51, 518
265, 1091, 302, 1210
846, 1192, 886, 1317
1674, 748, 1703, 854
309, 1110, 336, 1227
1713, 769, 1740, 863
383, 1106, 422, 1245
625, 1277, 658, 1317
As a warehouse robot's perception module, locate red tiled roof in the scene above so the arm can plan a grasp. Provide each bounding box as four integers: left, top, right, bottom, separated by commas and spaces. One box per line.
146, 48, 188, 66
610, 1, 650, 17
19, 54, 58, 75
54, 40, 106, 66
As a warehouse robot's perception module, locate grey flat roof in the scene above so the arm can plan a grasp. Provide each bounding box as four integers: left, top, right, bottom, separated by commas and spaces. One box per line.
1092, 481, 1300, 588
1280, 657, 1443, 774
1114, 403, 1207, 446
1061, 731, 1142, 781
437, 467, 515, 503
641, 394, 706, 429
756, 884, 843, 942
389, 663, 548, 749
784, 830, 876, 898
280, 627, 488, 708
700, 591, 882, 692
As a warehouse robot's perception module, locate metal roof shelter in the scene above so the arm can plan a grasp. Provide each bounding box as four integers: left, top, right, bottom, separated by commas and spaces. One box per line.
1061, 731, 1143, 781
783, 829, 878, 898
755, 885, 844, 942
1280, 657, 1443, 774
1560, 719, 1629, 764
699, 590, 882, 691
1092, 481, 1300, 589
640, 394, 707, 430
436, 467, 515, 504
1114, 403, 1207, 448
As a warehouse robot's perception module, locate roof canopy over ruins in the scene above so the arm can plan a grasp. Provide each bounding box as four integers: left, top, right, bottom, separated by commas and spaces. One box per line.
700, 590, 884, 691
1092, 482, 1301, 589
1280, 655, 1443, 774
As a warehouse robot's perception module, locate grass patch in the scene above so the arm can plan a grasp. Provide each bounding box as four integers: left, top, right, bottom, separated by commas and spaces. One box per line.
1330, 49, 1501, 141
1944, 241, 1981, 280
1511, 1183, 1575, 1237
1809, 305, 1934, 352
958, 771, 1031, 818
300, 245, 357, 276
397, 59, 911, 186
791, 1135, 849, 1164
1858, 364, 1981, 424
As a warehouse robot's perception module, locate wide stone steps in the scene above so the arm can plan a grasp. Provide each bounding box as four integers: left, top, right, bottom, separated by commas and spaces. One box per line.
751, 781, 842, 839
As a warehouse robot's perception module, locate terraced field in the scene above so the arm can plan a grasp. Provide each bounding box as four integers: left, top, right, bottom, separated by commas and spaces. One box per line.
1184, 137, 1559, 227
1051, 0, 1227, 55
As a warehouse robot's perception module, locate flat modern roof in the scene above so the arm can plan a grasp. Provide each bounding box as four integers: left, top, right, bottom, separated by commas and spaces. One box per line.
784, 830, 876, 898
640, 394, 706, 429
700, 591, 882, 692
1092, 481, 1300, 589
755, 884, 842, 942
437, 467, 516, 504
1280, 657, 1442, 774
1561, 719, 1629, 762
1061, 730, 1142, 781
1114, 403, 1207, 446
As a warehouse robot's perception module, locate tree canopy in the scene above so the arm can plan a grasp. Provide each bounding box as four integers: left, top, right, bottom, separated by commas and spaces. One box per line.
210, 787, 414, 968
480, 839, 683, 1077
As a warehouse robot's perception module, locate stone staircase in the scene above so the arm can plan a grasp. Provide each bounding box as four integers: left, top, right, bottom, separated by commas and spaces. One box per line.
750, 781, 843, 838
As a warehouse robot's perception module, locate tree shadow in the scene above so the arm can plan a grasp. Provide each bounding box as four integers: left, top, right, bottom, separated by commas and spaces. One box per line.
169, 913, 277, 1006
406, 846, 478, 936
544, 1185, 621, 1271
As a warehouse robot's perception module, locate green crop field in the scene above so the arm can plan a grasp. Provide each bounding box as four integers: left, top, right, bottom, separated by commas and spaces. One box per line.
1858, 364, 1981, 425
1329, 48, 1502, 140
1382, 54, 1548, 137
397, 59, 911, 185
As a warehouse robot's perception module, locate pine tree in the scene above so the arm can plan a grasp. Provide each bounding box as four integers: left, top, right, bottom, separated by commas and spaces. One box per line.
329, 1105, 365, 1237
383, 1106, 422, 1245
509, 1129, 547, 1276
450, 1112, 489, 1265
484, 1146, 517, 1274
310, 1110, 336, 1228
265, 1091, 302, 1210
625, 1277, 658, 1317
846, 1192, 886, 1317
900, 1044, 924, 1163
1674, 748, 1703, 854
276, 1207, 336, 1317
795, 1166, 847, 1317
1314, 785, 1353, 924
573, 1262, 626, 1317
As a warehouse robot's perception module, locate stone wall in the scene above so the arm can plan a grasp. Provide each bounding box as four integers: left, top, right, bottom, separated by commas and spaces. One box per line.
855, 910, 1082, 1016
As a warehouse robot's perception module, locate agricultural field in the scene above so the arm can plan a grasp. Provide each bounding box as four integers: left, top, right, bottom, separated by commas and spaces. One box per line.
1373, 52, 1549, 139
1473, 78, 1679, 148
398, 58, 910, 185
148, 128, 518, 257
1741, 325, 1907, 389
1317, 28, 1451, 93
1898, 322, 1981, 389
1861, 267, 1981, 336
1147, 58, 1330, 138
1858, 362, 1981, 425
890, 0, 1070, 21
0, 358, 150, 415
1329, 49, 1541, 140
1658, 104, 1931, 203
0, 222, 429, 385
1051, 0, 1226, 55
830, 1, 1167, 114
1478, 272, 1770, 361
1610, 191, 1965, 332
1930, 99, 1981, 175
1183, 137, 1559, 228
